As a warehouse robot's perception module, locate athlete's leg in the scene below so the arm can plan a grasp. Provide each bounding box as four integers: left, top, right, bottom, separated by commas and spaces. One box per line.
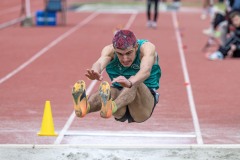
86, 82, 126, 118
87, 91, 102, 112
72, 81, 126, 118
113, 83, 155, 122
128, 83, 154, 122
75, 82, 120, 115
110, 87, 127, 119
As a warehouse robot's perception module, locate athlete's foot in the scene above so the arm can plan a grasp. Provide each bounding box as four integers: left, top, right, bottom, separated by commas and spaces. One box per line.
72, 80, 89, 117
99, 81, 116, 118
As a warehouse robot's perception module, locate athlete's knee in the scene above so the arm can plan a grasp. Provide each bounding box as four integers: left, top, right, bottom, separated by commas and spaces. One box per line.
113, 106, 127, 119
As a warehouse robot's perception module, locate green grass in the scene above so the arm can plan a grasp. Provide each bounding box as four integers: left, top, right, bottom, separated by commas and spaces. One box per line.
70, 1, 146, 8
215, 2, 226, 11
70, 1, 226, 11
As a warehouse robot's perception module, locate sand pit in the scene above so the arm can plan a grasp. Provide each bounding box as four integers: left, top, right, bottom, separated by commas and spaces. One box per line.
1, 144, 240, 160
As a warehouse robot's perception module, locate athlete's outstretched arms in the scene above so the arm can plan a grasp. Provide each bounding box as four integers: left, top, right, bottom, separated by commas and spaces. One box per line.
85, 45, 114, 81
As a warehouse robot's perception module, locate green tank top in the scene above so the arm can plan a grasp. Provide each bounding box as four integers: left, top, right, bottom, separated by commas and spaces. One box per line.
106, 39, 161, 89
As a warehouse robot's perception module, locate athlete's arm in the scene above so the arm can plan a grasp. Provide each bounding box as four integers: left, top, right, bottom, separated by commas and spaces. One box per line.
128, 42, 156, 86
85, 44, 114, 81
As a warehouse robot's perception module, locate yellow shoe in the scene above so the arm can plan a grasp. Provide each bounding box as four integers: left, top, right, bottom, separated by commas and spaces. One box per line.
99, 81, 116, 118
72, 80, 89, 117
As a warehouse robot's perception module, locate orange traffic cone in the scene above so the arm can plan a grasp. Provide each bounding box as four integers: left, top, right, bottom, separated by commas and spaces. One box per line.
38, 101, 58, 136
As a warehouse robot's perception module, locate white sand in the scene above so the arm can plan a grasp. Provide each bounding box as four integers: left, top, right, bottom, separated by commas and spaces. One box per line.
1, 145, 240, 160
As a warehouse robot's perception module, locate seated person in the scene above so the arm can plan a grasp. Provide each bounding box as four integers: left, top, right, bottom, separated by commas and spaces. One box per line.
207, 11, 240, 60
203, 0, 240, 45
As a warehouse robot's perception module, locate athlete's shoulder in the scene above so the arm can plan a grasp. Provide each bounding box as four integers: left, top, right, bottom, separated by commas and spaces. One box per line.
137, 39, 149, 44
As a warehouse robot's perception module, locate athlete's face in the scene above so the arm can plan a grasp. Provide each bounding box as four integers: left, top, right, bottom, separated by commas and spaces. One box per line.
232, 15, 240, 28
114, 45, 138, 67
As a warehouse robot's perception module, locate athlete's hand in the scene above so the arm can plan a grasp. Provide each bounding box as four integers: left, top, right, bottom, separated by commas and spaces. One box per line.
112, 76, 132, 88
85, 69, 103, 81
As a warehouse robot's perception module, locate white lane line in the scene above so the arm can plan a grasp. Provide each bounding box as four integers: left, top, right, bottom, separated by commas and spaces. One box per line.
0, 10, 37, 30
171, 12, 203, 144
0, 12, 99, 84
54, 12, 138, 144
2, 144, 240, 149
64, 131, 196, 138
123, 11, 138, 29
0, 16, 25, 29
54, 80, 98, 144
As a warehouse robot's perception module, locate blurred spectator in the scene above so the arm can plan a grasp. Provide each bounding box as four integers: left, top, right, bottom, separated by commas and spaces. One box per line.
207, 11, 240, 60
146, 0, 159, 28
201, 0, 216, 20
203, 0, 240, 45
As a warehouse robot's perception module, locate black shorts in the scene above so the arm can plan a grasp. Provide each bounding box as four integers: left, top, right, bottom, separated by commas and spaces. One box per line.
113, 86, 159, 123
232, 50, 240, 58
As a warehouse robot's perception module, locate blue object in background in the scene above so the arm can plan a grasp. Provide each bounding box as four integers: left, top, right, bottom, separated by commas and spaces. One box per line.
36, 10, 56, 26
